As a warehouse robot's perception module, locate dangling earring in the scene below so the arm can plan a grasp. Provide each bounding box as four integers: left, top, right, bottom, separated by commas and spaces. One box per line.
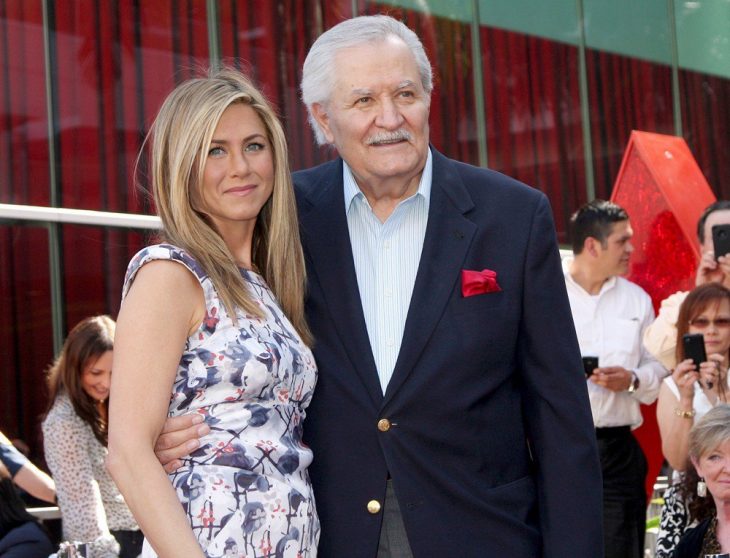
697, 478, 707, 498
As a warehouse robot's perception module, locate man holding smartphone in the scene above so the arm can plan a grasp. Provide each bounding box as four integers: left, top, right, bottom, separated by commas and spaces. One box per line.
564, 200, 667, 558
644, 200, 730, 370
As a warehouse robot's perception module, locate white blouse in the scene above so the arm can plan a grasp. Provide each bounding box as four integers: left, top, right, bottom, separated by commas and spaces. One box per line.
42, 393, 138, 557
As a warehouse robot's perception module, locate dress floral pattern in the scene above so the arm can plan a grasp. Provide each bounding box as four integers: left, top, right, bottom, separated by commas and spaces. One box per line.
124, 244, 319, 558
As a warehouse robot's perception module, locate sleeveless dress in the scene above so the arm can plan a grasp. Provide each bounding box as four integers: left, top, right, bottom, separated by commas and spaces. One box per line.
123, 244, 319, 558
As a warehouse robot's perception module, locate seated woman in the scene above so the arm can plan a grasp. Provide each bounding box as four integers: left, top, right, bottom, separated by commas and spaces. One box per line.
672, 403, 730, 557
42, 315, 142, 557
0, 462, 54, 558
654, 283, 730, 557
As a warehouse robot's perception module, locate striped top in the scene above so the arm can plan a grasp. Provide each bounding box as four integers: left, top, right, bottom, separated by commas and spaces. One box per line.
344, 150, 432, 393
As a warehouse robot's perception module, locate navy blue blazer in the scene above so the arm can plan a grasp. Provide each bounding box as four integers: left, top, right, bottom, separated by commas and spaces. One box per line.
294, 148, 603, 557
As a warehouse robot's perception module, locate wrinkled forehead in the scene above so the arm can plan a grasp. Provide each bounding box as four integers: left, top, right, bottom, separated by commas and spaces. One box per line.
330, 36, 425, 91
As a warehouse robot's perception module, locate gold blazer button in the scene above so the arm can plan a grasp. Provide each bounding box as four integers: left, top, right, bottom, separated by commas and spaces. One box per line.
377, 418, 391, 432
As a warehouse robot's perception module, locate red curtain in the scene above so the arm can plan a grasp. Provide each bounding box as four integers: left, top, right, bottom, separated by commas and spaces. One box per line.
0, 0, 48, 205
217, 0, 356, 171
481, 27, 585, 242
0, 1, 53, 454
680, 69, 730, 197
586, 49, 675, 201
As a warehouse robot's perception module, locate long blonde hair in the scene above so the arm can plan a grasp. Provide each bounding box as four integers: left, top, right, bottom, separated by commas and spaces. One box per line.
144, 68, 311, 345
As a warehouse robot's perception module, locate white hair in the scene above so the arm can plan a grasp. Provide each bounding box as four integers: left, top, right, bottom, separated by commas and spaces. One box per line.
301, 15, 433, 145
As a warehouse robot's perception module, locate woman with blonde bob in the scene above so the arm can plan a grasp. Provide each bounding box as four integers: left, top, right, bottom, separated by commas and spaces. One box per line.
107, 68, 319, 557
673, 404, 730, 556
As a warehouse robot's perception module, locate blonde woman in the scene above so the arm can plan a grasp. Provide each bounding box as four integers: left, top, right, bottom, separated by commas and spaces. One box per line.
673, 404, 730, 556
107, 69, 318, 557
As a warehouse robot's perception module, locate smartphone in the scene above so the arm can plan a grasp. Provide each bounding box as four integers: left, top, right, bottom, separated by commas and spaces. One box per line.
712, 224, 730, 259
682, 333, 707, 369
582, 356, 599, 377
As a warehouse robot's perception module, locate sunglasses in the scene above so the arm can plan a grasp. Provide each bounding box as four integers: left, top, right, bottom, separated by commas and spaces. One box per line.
689, 317, 730, 329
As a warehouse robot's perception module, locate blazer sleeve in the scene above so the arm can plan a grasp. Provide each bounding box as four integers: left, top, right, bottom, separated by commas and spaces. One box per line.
516, 195, 603, 557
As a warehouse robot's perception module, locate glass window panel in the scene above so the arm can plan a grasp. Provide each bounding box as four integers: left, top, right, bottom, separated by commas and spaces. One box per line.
680, 70, 730, 198
51, 1, 209, 212
480, 28, 585, 242
479, 0, 578, 46
582, 0, 671, 65
582, 0, 675, 200
218, 1, 356, 172
675, 0, 729, 198
0, 225, 53, 458
0, 1, 50, 205
61, 224, 152, 328
675, 0, 730, 80
585, 50, 674, 200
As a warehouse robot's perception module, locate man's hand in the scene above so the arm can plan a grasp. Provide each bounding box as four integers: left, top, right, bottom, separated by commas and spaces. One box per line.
695, 251, 730, 286
154, 414, 210, 473
589, 366, 633, 392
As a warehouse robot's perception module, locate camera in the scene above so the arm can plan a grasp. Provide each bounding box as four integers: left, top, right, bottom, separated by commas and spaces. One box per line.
582, 356, 599, 377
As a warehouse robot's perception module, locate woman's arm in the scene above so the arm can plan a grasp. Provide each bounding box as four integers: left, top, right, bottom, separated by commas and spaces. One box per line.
42, 411, 120, 555
107, 260, 206, 558
656, 362, 697, 471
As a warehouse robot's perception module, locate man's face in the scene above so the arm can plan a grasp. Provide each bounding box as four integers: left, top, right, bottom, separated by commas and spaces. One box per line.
594, 220, 634, 277
702, 209, 730, 253
310, 36, 430, 189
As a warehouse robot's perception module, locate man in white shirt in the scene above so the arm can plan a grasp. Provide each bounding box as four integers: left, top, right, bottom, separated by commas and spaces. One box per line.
565, 199, 667, 558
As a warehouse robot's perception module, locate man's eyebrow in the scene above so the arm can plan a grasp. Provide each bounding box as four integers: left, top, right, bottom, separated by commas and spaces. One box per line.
396, 80, 417, 89
348, 81, 418, 97
349, 88, 373, 97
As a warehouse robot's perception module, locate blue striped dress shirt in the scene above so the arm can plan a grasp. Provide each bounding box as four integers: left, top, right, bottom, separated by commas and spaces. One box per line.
343, 149, 432, 393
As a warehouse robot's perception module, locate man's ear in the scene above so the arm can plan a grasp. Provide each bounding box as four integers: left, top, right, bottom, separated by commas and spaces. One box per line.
310, 103, 335, 144
584, 237, 600, 258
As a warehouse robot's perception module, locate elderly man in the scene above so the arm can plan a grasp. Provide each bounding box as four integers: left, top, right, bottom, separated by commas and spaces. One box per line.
157, 15, 602, 557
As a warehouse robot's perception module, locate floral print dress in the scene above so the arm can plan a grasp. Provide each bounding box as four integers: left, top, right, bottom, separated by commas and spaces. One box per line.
124, 244, 319, 558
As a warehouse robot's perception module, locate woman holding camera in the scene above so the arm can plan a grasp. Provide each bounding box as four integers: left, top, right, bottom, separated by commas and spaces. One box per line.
654, 283, 730, 557
657, 283, 730, 472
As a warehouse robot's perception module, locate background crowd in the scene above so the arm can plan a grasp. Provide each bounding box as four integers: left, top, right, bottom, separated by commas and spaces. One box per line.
1, 11, 728, 558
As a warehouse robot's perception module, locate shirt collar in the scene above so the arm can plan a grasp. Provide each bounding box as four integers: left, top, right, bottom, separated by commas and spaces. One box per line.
343, 148, 433, 212
564, 267, 618, 297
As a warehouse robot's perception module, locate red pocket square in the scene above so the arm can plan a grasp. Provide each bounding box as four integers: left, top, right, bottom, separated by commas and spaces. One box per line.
461, 268, 502, 297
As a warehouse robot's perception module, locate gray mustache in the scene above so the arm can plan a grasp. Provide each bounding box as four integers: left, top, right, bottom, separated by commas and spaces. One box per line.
366, 130, 412, 145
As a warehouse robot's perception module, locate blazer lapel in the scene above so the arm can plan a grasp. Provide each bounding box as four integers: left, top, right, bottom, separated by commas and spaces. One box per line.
298, 160, 383, 406
383, 151, 477, 405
